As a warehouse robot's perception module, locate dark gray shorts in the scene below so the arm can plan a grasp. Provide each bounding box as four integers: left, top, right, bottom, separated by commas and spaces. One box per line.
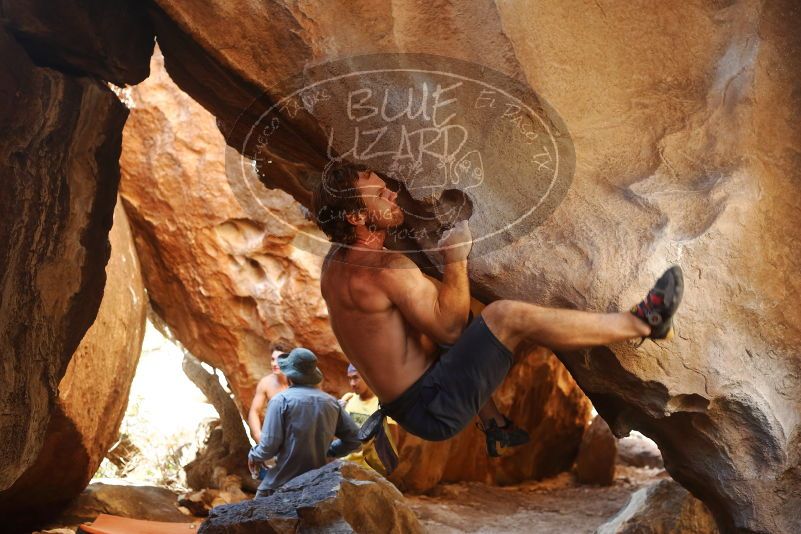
381, 315, 513, 441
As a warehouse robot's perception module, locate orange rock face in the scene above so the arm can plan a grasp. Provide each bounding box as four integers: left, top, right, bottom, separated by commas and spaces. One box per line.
119, 50, 349, 407
0, 199, 147, 525
120, 51, 591, 489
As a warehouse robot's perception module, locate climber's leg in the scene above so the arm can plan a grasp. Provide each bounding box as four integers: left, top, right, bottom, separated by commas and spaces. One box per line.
482, 302, 649, 353
481, 266, 684, 353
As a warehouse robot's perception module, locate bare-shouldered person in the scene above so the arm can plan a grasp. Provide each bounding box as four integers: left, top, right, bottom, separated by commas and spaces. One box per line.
247, 347, 289, 443
314, 161, 683, 459
322, 244, 443, 402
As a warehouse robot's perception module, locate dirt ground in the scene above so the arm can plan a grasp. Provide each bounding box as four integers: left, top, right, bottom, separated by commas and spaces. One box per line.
38, 466, 666, 533
406, 466, 667, 534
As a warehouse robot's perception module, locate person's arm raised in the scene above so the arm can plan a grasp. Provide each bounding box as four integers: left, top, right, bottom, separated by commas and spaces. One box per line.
380, 220, 472, 344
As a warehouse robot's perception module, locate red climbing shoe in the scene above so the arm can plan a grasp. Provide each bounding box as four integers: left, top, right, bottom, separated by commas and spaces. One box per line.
478, 417, 531, 457
631, 265, 684, 340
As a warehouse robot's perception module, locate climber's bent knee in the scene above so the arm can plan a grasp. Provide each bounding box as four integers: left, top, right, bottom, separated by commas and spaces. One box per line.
481, 299, 537, 350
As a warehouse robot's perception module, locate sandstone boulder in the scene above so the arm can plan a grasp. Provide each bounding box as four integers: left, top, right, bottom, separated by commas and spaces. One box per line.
617, 435, 663, 470
199, 461, 422, 534
575, 415, 617, 486
0, 199, 147, 529
49, 482, 189, 528
119, 49, 349, 405
147, 2, 801, 531
597, 479, 718, 534
0, 25, 130, 493
1, 0, 153, 508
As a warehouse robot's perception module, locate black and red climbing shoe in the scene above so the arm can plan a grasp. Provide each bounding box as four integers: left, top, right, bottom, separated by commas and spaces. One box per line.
478, 417, 531, 457
630, 265, 684, 341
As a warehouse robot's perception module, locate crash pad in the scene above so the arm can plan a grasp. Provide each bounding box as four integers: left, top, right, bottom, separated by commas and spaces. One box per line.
78, 514, 200, 534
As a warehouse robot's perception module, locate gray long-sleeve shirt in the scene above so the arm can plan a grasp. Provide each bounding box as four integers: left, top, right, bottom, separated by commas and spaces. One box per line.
249, 385, 361, 492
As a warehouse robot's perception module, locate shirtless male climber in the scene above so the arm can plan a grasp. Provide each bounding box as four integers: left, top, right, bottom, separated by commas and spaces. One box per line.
314, 162, 683, 462
247, 346, 290, 443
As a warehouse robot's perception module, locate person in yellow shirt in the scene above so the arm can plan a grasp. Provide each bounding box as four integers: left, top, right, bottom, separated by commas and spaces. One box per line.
340, 364, 399, 475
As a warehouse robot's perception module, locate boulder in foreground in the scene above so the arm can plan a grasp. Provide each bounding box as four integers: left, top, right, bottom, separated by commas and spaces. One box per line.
199, 461, 422, 534
596, 479, 718, 534
46, 482, 189, 529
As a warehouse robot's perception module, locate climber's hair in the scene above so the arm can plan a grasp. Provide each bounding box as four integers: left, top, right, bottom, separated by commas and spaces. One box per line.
311, 161, 370, 245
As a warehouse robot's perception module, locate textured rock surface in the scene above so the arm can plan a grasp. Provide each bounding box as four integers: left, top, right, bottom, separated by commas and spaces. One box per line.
119, 50, 348, 405
597, 479, 719, 534
178, 474, 250, 518
617, 435, 663, 470
0, 26, 129, 492
199, 461, 423, 534
0, 200, 147, 528
575, 415, 617, 486
119, 52, 591, 489
0, 0, 152, 506
0, 0, 153, 85
149, 2, 801, 531
48, 482, 190, 528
